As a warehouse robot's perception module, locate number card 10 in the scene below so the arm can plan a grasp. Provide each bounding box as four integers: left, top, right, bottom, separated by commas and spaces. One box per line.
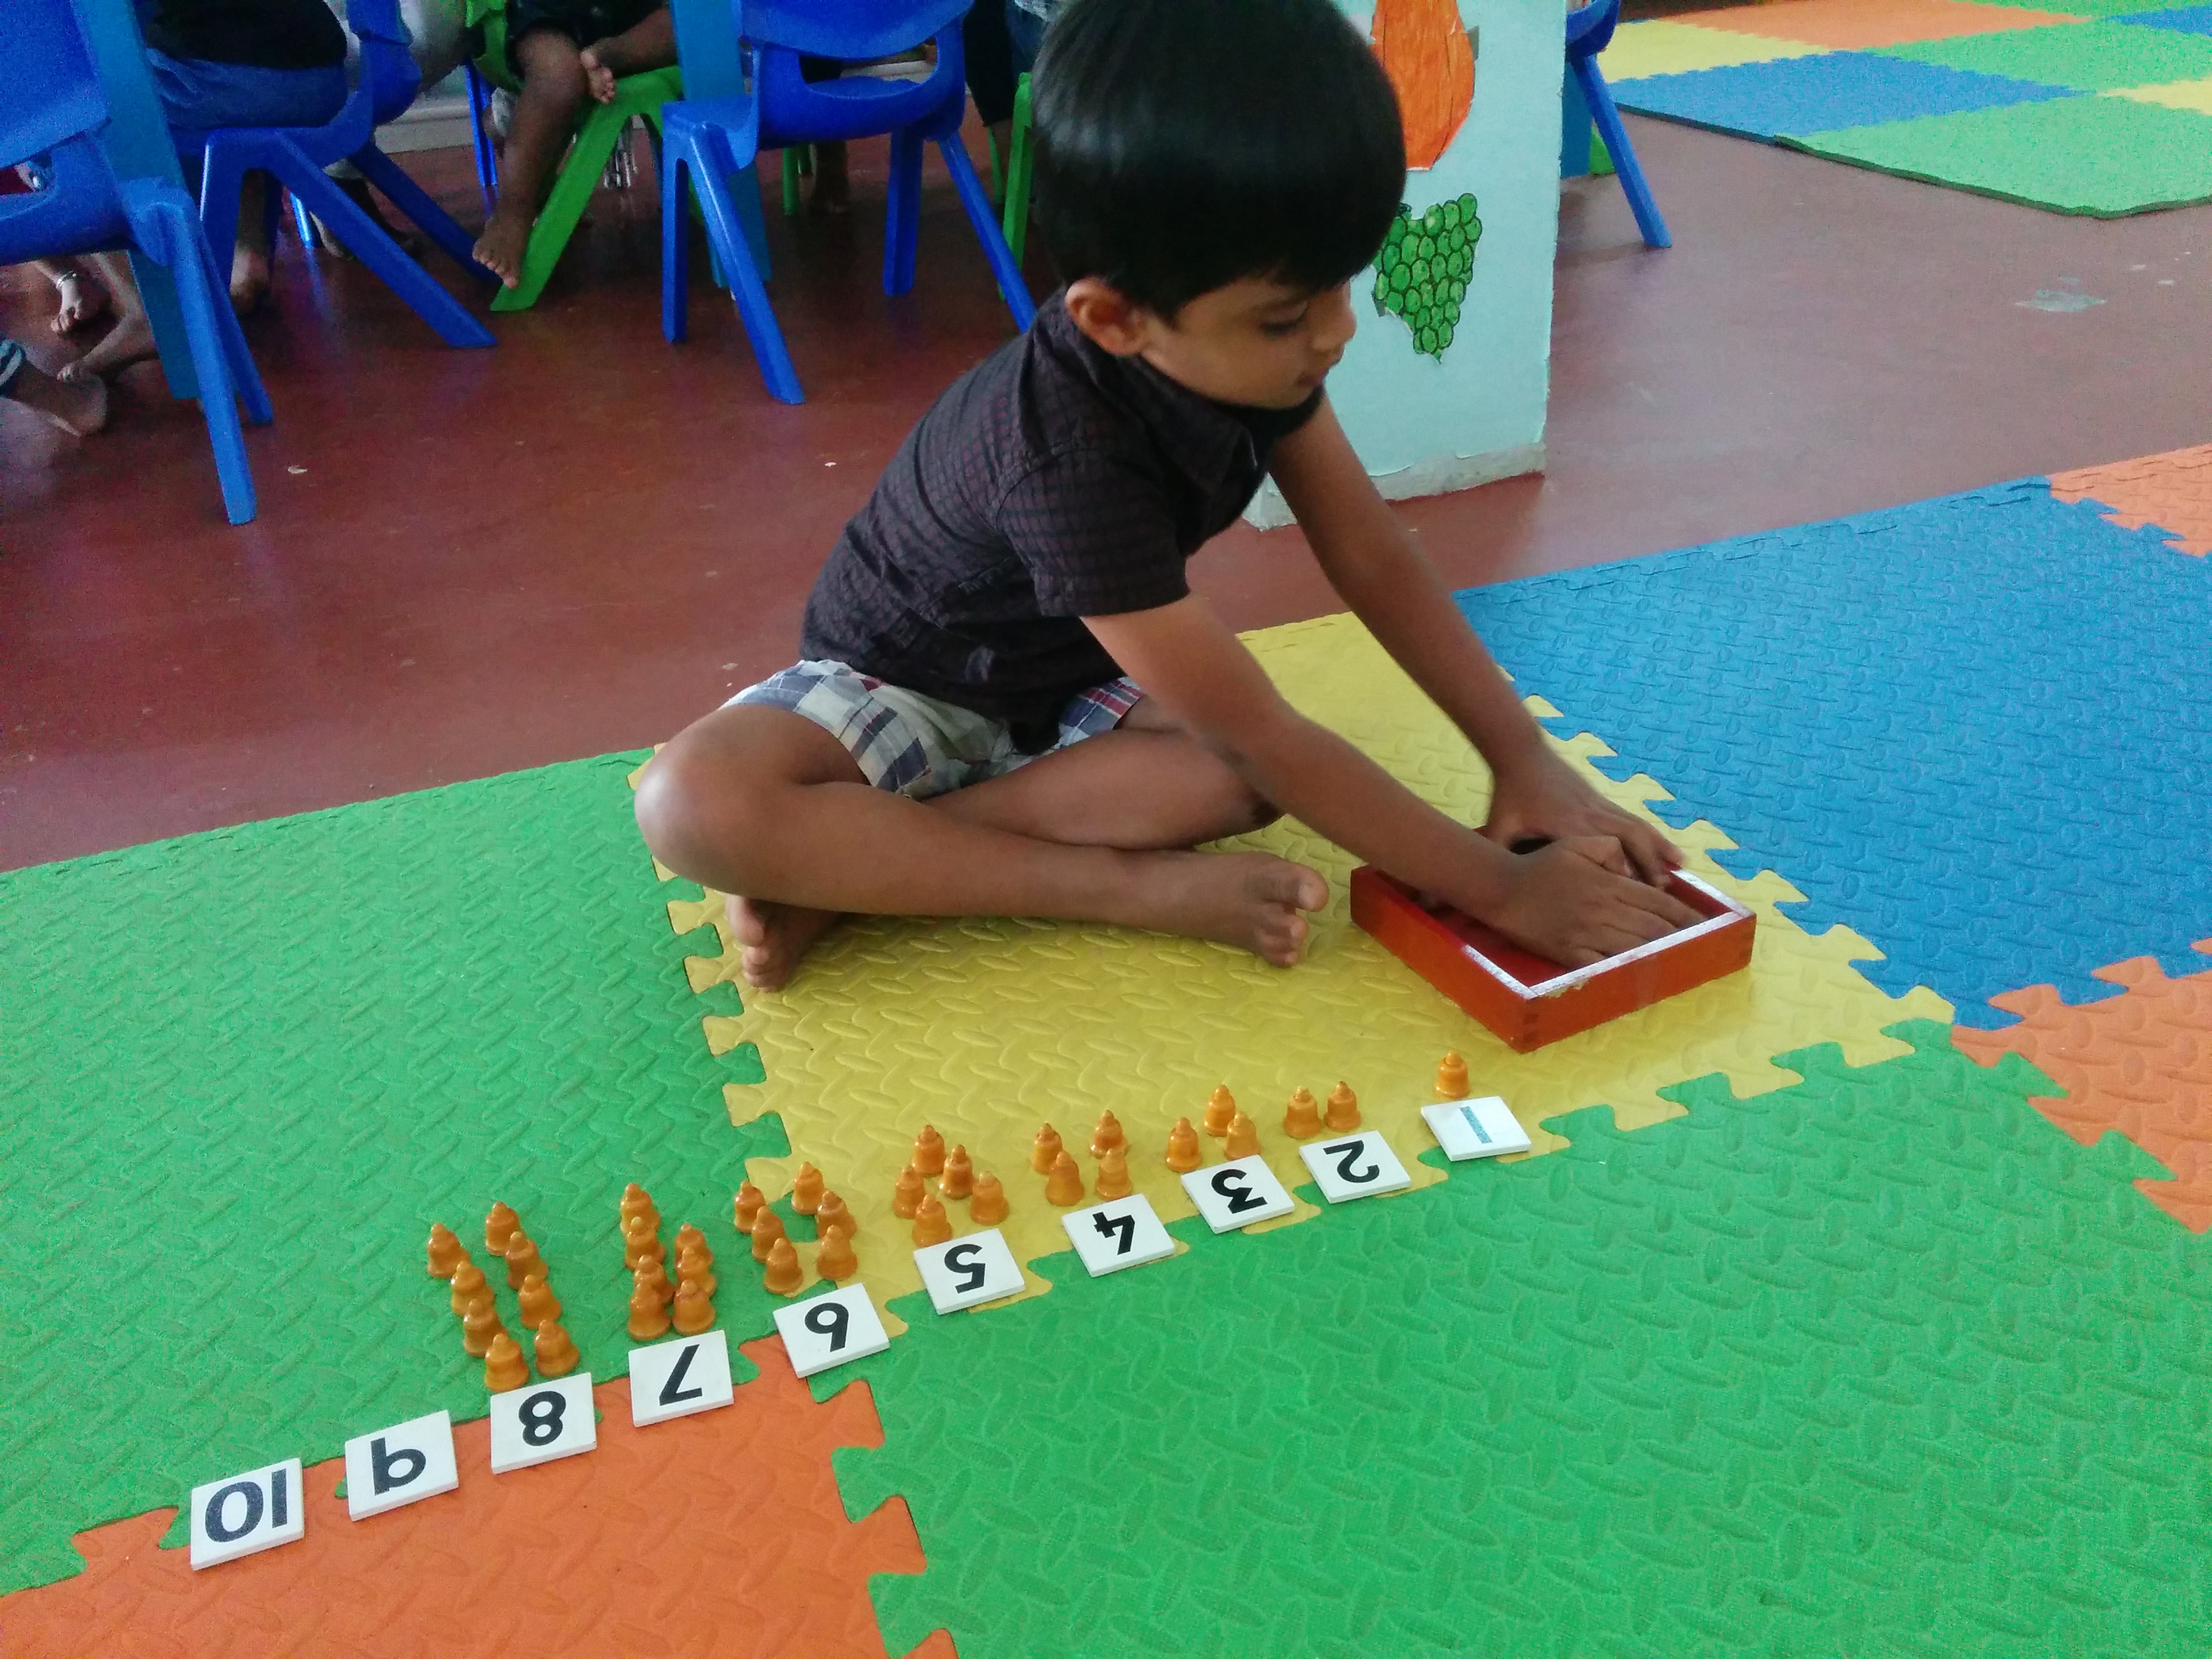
489, 1372, 596, 1473
189, 1458, 305, 1570
774, 1284, 892, 1379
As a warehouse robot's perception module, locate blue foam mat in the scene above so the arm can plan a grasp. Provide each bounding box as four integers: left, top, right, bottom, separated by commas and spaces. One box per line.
2122, 5, 2212, 36
1454, 479, 2212, 1027
1613, 52, 2073, 141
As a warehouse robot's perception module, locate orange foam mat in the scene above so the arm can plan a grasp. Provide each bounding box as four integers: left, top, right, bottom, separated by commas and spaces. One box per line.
1684, 0, 2085, 49
1955, 941, 2212, 1233
0, 1339, 954, 1659
2050, 442, 2212, 557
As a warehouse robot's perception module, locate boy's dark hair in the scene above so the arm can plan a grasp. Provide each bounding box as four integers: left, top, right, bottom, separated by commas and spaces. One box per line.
1031, 0, 1407, 319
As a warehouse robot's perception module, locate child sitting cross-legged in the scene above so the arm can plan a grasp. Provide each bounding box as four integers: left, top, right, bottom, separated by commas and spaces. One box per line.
636, 0, 1700, 991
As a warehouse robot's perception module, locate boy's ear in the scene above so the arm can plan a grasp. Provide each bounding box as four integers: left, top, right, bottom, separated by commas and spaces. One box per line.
1063, 277, 1155, 359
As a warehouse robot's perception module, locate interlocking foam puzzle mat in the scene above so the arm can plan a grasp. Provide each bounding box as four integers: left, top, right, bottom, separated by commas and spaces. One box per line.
1605, 0, 2212, 214
4, 445, 2211, 1654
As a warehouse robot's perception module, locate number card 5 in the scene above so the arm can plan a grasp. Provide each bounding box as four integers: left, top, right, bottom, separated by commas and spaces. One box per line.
774, 1283, 892, 1379
189, 1458, 305, 1570
1180, 1155, 1294, 1233
914, 1228, 1025, 1314
1061, 1193, 1176, 1277
489, 1372, 597, 1473
1298, 1130, 1412, 1204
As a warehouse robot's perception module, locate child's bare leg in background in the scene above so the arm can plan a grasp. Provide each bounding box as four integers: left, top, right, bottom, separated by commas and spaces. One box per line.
67, 253, 157, 377
578, 4, 674, 100
471, 28, 591, 285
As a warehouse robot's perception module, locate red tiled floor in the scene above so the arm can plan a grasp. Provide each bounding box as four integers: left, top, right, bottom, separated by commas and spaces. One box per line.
3, 113, 2209, 870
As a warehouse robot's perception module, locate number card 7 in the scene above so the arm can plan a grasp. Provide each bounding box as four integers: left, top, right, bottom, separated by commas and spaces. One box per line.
1061, 1193, 1175, 1277
1298, 1130, 1412, 1204
775, 1283, 892, 1378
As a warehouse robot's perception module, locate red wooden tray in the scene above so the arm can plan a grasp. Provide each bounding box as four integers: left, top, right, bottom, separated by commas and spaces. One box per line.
1348, 865, 1756, 1053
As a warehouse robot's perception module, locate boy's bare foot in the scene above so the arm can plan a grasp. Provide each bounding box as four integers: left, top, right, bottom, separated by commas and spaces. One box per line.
1142, 851, 1326, 966
49, 268, 109, 335
10, 362, 108, 436
73, 312, 157, 377
472, 207, 533, 288
579, 45, 619, 104
727, 893, 842, 991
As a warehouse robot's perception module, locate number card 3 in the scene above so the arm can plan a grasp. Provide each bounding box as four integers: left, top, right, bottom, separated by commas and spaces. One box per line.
775, 1284, 892, 1380
1180, 1155, 1294, 1233
1422, 1095, 1531, 1161
914, 1228, 1025, 1313
1299, 1130, 1412, 1204
629, 1330, 735, 1427
343, 1410, 459, 1521
1062, 1193, 1176, 1277
489, 1372, 597, 1473
189, 1458, 305, 1570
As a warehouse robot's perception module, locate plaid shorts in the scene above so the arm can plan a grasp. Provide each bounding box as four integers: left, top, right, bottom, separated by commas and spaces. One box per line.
726, 660, 1142, 800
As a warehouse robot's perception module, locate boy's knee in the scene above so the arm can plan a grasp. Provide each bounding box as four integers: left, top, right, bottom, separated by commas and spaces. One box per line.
634, 734, 760, 876
515, 28, 588, 99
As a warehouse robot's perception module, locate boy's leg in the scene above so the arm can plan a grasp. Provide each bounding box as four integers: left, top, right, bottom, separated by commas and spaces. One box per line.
1, 339, 109, 436
230, 171, 272, 315
68, 253, 157, 378
578, 3, 674, 102
472, 27, 592, 286
635, 704, 1326, 990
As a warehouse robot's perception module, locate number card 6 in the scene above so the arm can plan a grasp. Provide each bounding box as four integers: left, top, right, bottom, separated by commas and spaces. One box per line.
775, 1283, 892, 1378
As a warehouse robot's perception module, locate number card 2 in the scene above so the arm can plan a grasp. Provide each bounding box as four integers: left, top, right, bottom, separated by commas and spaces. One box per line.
914, 1227, 1024, 1313
343, 1410, 459, 1521
1299, 1130, 1412, 1204
1061, 1193, 1176, 1277
1422, 1095, 1531, 1161
1180, 1155, 1294, 1233
489, 1372, 596, 1473
629, 1330, 735, 1427
189, 1458, 305, 1570
775, 1284, 892, 1379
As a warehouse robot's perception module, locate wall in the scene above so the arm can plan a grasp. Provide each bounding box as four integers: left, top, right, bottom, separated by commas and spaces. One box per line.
1249, 0, 1563, 525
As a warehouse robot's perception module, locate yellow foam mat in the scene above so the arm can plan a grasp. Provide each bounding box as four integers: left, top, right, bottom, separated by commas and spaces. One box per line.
2106, 76, 2212, 115
1600, 18, 1830, 81
658, 613, 1948, 1321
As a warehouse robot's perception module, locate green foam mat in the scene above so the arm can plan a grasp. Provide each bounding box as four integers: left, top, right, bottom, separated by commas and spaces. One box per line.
1792, 93, 2212, 216
0, 755, 789, 1595
1883, 20, 2212, 93
1974, 0, 2209, 14
832, 1023, 2212, 1657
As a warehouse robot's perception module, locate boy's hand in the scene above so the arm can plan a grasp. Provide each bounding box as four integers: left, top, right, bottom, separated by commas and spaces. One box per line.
1488, 838, 1705, 968
1480, 747, 1682, 887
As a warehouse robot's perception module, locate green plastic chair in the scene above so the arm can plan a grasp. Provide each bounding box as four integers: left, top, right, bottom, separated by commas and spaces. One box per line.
465, 0, 684, 312
994, 70, 1033, 264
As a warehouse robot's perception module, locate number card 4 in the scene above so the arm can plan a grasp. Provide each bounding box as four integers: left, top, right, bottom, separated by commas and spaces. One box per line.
189, 1458, 305, 1570
1061, 1193, 1176, 1277
630, 1330, 735, 1428
343, 1410, 459, 1521
489, 1372, 596, 1473
774, 1284, 892, 1379
914, 1228, 1025, 1314
1298, 1130, 1412, 1204
1422, 1094, 1531, 1160
1180, 1155, 1294, 1233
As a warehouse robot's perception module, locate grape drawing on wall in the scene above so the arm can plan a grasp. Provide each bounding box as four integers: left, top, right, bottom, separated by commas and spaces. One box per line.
1372, 194, 1481, 359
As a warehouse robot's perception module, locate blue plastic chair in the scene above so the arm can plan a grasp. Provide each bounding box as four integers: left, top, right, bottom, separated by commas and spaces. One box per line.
185, 0, 497, 349
0, 0, 268, 523
1568, 0, 1670, 250
660, 0, 1037, 404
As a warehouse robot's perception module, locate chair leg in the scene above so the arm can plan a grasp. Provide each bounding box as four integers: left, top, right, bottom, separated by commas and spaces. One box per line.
279, 161, 497, 346
466, 62, 499, 209
689, 128, 803, 403
883, 127, 924, 298
203, 233, 274, 426
493, 104, 628, 312
938, 136, 1036, 331
662, 145, 690, 343
1002, 72, 1033, 266
288, 187, 314, 249
1574, 56, 1671, 250
781, 148, 800, 216
352, 144, 496, 281
150, 201, 258, 524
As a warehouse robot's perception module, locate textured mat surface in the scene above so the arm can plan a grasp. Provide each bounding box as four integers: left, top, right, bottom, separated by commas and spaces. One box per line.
1611, 5, 2212, 213
0, 757, 792, 1595
2052, 441, 2212, 554
670, 614, 1944, 1322
833, 1023, 2212, 1658
1457, 476, 2212, 1028
1957, 943, 2212, 1233
0, 1343, 949, 1659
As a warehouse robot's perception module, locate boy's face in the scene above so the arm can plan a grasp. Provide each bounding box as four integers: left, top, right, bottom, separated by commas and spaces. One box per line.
1067, 276, 1358, 409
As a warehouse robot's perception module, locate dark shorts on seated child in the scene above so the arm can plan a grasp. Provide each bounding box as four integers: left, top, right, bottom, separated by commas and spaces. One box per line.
728, 661, 1141, 800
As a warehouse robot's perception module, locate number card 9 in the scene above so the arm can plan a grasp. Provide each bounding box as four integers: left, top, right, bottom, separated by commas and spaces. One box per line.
774, 1283, 892, 1378
489, 1372, 596, 1473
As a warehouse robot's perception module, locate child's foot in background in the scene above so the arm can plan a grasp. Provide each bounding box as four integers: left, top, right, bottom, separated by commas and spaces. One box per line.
579, 45, 619, 103
810, 141, 850, 216
16, 361, 108, 436
229, 243, 272, 316
72, 312, 157, 377
726, 893, 842, 991
472, 207, 533, 287
48, 266, 108, 336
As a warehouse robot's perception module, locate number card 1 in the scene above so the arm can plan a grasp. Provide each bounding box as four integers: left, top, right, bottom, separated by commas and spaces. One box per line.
489, 1372, 596, 1473
1181, 1155, 1294, 1233
1422, 1095, 1531, 1161
1299, 1130, 1412, 1204
914, 1228, 1025, 1314
629, 1330, 735, 1427
343, 1410, 459, 1521
1061, 1193, 1176, 1277
189, 1458, 305, 1570
775, 1284, 892, 1379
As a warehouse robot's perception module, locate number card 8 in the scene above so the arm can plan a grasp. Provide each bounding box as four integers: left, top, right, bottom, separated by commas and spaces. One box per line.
775, 1283, 892, 1378
489, 1372, 596, 1473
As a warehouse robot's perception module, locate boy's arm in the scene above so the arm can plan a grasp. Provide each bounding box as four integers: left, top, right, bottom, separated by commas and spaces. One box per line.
1265, 401, 1681, 884
1082, 596, 1700, 967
